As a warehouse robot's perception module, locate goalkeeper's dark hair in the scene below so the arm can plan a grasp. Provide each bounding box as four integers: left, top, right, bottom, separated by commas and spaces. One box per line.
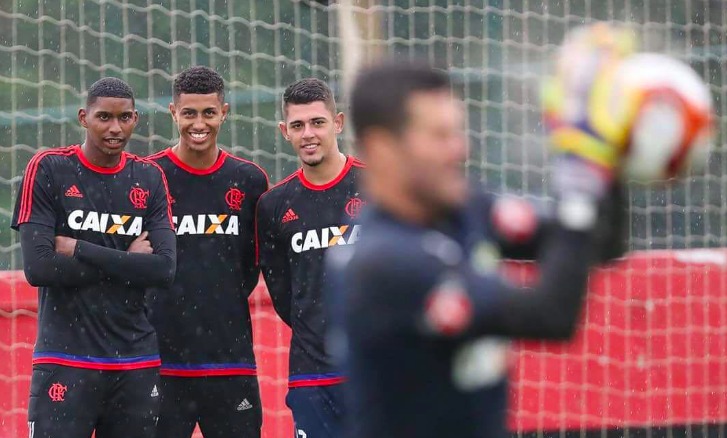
282, 78, 337, 116
173, 66, 225, 102
86, 77, 135, 108
351, 60, 450, 141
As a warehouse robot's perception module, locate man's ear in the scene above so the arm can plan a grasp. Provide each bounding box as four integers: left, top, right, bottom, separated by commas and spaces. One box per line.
78, 108, 88, 128
169, 102, 178, 124
334, 112, 344, 135
279, 121, 290, 141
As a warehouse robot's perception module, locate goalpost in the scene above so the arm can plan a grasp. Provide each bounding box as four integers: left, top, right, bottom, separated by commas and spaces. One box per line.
0, 1, 726, 437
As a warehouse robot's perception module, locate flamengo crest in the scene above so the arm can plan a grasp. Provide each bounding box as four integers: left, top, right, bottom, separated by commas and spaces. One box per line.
225, 187, 245, 211
345, 197, 366, 219
129, 186, 150, 209
48, 382, 68, 402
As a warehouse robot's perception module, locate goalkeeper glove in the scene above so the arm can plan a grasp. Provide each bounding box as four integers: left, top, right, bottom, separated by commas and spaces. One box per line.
543, 23, 638, 199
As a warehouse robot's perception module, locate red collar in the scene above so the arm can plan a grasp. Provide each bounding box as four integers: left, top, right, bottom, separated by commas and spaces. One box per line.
75, 145, 127, 174
166, 147, 228, 175
297, 155, 354, 191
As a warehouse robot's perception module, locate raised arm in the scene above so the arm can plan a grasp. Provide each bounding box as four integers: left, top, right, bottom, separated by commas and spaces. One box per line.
482, 187, 626, 263
346, 189, 621, 343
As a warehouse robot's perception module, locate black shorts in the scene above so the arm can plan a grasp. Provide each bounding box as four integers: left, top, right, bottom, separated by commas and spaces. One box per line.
286, 384, 345, 438
155, 375, 262, 438
27, 364, 160, 438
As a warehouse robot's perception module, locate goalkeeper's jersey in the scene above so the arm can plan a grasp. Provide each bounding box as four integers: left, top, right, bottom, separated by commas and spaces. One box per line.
256, 155, 365, 387
327, 199, 510, 438
147, 148, 269, 377
325, 186, 623, 438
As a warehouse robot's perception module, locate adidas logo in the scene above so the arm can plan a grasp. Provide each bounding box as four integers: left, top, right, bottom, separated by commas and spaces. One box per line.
236, 398, 253, 411
282, 208, 299, 223
65, 185, 83, 198
150, 385, 159, 398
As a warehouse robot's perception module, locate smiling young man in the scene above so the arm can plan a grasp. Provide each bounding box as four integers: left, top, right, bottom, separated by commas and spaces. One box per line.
13, 77, 176, 437
146, 66, 268, 438
256, 78, 365, 438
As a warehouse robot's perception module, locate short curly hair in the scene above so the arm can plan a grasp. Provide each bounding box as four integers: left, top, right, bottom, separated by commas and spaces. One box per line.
173, 66, 225, 102
86, 77, 135, 108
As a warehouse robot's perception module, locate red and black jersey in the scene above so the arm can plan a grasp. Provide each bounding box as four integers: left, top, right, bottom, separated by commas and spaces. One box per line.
12, 144, 174, 370
146, 148, 269, 377
256, 155, 365, 387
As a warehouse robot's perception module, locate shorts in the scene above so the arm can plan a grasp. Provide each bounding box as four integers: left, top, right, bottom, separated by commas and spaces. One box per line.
155, 375, 262, 438
286, 384, 344, 438
27, 364, 159, 438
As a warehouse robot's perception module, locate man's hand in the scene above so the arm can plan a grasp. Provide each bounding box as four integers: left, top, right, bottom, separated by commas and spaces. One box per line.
128, 231, 153, 254
54, 236, 78, 257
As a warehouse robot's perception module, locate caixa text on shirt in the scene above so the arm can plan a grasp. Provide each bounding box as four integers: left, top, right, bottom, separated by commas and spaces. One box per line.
291, 225, 361, 253
67, 210, 240, 236
172, 214, 240, 235
67, 210, 144, 236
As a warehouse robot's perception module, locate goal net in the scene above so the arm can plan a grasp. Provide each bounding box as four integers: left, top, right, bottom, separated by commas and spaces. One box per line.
0, 1, 725, 437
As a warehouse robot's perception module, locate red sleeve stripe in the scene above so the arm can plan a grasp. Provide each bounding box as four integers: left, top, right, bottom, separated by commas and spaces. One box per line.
254, 173, 293, 265
254, 196, 266, 266
18, 146, 77, 225
227, 154, 270, 265
254, 172, 298, 265
144, 158, 175, 229
227, 154, 271, 189
144, 148, 170, 161
269, 171, 298, 191
129, 154, 175, 229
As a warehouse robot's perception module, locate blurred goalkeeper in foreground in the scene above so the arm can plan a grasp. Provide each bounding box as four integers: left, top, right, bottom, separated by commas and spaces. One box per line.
326, 25, 631, 438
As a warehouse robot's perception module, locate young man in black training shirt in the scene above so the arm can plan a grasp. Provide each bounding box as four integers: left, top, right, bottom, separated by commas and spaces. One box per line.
327, 57, 629, 437
256, 78, 364, 438
12, 77, 176, 438
146, 66, 268, 438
